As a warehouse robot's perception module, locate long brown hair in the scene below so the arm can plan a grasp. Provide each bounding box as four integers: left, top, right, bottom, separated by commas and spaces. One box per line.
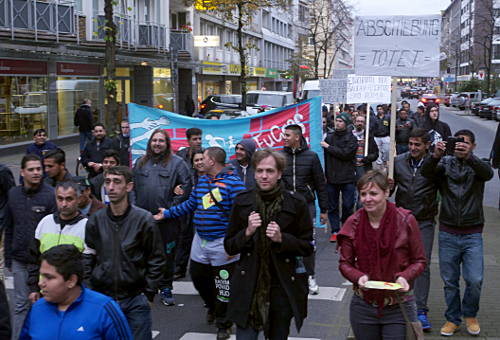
137, 129, 172, 168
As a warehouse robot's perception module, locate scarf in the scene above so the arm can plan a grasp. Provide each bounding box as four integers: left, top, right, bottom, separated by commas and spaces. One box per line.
354, 201, 398, 314
248, 185, 283, 334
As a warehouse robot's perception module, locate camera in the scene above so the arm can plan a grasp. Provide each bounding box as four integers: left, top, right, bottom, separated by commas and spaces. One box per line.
445, 137, 465, 155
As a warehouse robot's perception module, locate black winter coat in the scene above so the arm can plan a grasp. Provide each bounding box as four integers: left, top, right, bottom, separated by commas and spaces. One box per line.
74, 104, 93, 133
323, 129, 358, 184
421, 155, 493, 227
0, 164, 15, 235
81, 137, 115, 177
492, 123, 500, 168
372, 114, 391, 137
84, 205, 166, 301
281, 138, 328, 212
4, 184, 56, 267
112, 134, 131, 167
224, 189, 313, 331
394, 153, 439, 222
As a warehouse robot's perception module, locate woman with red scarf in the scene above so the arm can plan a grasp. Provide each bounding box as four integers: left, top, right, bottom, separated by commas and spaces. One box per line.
338, 170, 427, 339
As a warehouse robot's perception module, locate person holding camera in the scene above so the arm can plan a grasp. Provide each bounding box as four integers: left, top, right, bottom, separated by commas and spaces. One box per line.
421, 129, 493, 337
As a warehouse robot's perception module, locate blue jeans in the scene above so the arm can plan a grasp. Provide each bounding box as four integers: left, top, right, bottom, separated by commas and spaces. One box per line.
79, 131, 92, 152
327, 183, 355, 233
439, 231, 483, 325
12, 260, 30, 340
117, 294, 152, 340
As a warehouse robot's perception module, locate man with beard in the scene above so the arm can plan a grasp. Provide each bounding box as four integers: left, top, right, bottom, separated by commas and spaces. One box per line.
321, 113, 358, 242
281, 124, 328, 295
112, 120, 131, 167
133, 129, 192, 306
81, 124, 114, 178
43, 149, 73, 187
224, 149, 313, 339
4, 154, 56, 339
229, 138, 257, 189
84, 166, 166, 340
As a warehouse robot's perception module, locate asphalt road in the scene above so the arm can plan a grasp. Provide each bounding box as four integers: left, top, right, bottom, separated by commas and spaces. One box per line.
2, 99, 498, 339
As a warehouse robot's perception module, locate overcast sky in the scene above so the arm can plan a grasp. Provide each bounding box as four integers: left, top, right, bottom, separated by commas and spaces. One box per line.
351, 0, 451, 16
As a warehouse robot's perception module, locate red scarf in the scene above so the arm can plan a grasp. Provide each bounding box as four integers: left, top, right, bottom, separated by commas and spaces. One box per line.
354, 201, 399, 311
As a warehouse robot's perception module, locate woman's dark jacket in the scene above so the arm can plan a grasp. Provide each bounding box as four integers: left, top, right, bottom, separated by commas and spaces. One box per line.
224, 189, 314, 331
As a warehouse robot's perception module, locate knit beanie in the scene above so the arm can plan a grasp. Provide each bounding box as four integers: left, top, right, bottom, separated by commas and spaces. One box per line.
337, 112, 352, 126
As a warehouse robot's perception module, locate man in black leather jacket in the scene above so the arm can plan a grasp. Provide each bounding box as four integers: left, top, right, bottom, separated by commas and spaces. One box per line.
393, 128, 438, 331
84, 166, 166, 340
421, 129, 493, 337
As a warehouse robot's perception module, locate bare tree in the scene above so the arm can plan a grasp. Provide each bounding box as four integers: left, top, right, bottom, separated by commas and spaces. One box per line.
474, 0, 496, 94
198, 0, 287, 108
306, 0, 352, 78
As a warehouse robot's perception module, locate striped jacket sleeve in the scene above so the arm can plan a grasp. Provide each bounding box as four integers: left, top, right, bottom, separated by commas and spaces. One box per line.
102, 300, 133, 340
163, 186, 198, 219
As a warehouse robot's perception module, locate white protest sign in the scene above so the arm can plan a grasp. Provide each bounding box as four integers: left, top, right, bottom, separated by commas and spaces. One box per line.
320, 79, 347, 103
354, 15, 441, 77
346, 75, 391, 103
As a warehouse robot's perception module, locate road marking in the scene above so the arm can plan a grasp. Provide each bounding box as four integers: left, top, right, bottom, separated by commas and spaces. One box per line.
152, 331, 160, 338
308, 287, 346, 301
179, 333, 320, 340
173, 281, 346, 301
4, 277, 346, 303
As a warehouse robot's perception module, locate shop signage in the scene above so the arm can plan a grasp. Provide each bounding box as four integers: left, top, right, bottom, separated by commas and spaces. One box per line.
201, 61, 225, 75
57, 62, 101, 76
194, 35, 220, 47
0, 59, 47, 75
346, 75, 392, 103
265, 68, 279, 79
129, 97, 322, 165
253, 67, 266, 77
354, 15, 441, 77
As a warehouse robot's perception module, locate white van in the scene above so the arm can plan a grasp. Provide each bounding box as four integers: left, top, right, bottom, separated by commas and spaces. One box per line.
245, 91, 294, 115
301, 80, 320, 101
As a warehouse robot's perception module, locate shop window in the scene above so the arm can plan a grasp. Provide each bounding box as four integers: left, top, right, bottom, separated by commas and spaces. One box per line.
0, 76, 48, 145
153, 68, 173, 111
56, 77, 100, 136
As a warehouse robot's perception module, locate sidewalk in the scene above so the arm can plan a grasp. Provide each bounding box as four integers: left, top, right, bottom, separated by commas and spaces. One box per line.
425, 205, 500, 339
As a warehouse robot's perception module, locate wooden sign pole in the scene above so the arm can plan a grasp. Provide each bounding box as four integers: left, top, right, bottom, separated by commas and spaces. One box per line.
388, 78, 398, 178
364, 102, 370, 156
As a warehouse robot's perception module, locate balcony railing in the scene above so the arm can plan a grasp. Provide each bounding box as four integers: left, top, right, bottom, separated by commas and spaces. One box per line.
0, 0, 76, 40
92, 15, 167, 51
170, 31, 193, 55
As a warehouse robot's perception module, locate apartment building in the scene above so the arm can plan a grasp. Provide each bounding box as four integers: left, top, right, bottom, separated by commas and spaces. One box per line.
0, 0, 188, 148
441, 0, 499, 84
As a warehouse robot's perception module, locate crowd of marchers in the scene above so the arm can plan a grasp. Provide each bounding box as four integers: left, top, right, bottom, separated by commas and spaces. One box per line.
0, 97, 499, 340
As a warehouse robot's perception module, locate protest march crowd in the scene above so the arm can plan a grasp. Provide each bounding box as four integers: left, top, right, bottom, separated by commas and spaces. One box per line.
0, 97, 499, 340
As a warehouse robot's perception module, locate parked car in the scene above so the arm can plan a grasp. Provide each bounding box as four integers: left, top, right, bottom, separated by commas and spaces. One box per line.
245, 91, 294, 115
449, 93, 461, 107
443, 95, 451, 107
199, 94, 242, 115
473, 97, 496, 116
418, 93, 440, 108
496, 106, 500, 121
479, 98, 500, 119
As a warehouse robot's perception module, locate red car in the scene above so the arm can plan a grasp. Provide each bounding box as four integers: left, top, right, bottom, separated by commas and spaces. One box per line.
419, 94, 440, 108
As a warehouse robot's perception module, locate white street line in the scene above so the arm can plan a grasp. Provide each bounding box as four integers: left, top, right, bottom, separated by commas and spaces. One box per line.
174, 281, 346, 301
308, 287, 346, 301
179, 333, 320, 340
152, 331, 160, 338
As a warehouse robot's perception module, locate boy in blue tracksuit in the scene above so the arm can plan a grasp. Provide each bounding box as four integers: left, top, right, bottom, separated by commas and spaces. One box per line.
20, 244, 132, 340
155, 147, 245, 340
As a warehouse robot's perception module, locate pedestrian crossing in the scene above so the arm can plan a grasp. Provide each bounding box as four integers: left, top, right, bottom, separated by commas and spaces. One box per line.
172, 281, 347, 302
179, 333, 321, 340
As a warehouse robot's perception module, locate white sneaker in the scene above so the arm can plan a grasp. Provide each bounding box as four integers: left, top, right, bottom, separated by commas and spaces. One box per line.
308, 276, 319, 295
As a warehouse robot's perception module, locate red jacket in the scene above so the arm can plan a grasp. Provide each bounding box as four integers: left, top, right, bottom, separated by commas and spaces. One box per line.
338, 207, 426, 286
